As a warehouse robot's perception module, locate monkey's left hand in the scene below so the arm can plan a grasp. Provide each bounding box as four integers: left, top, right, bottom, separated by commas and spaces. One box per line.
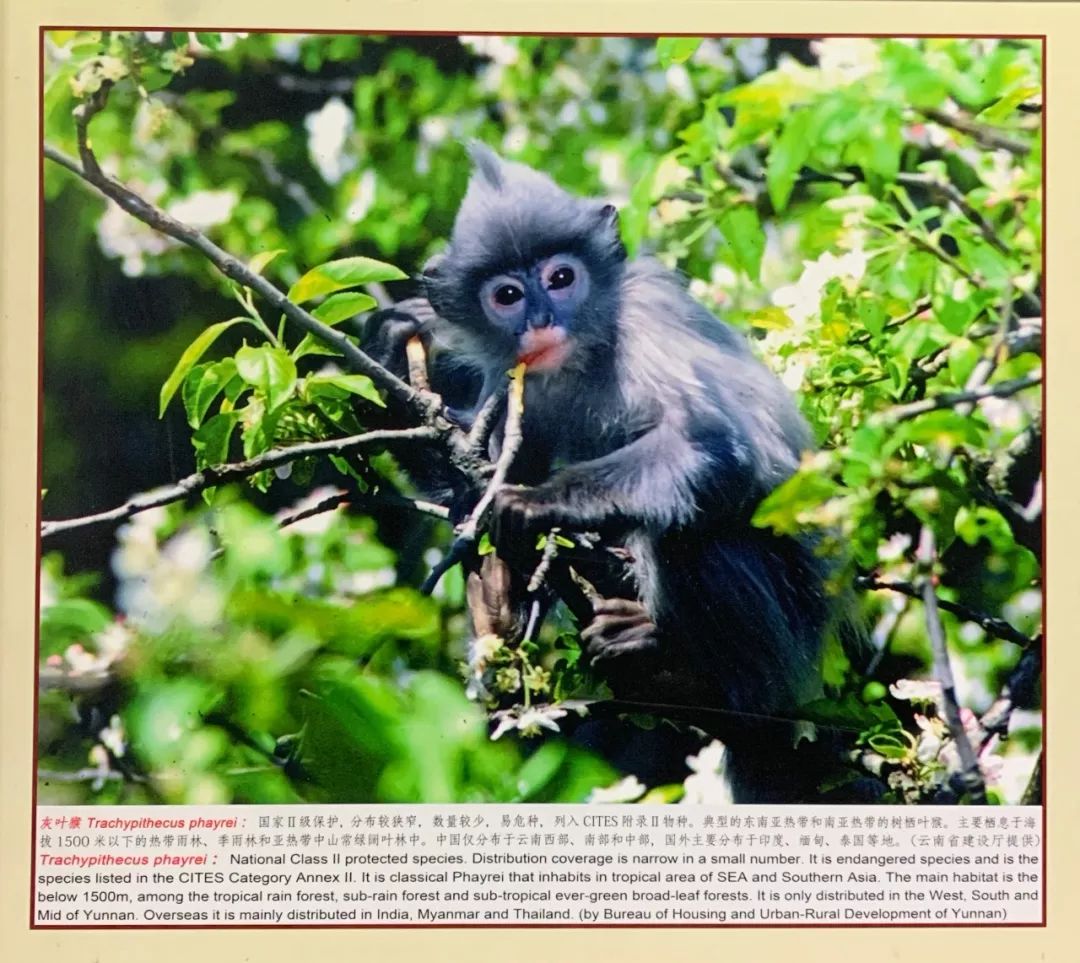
582, 598, 660, 664
491, 479, 617, 559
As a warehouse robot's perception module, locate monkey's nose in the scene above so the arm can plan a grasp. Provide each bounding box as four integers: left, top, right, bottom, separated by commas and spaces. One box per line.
528, 312, 555, 330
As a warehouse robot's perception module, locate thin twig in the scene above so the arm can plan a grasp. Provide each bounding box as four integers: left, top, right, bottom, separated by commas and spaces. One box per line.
921, 106, 1031, 158
405, 336, 430, 391
976, 647, 1041, 748
38, 768, 124, 784
40, 427, 437, 539
38, 666, 115, 694
468, 381, 509, 458
849, 298, 932, 346
522, 599, 543, 644
874, 373, 1041, 424
855, 575, 1034, 649
916, 526, 986, 803
896, 171, 1011, 256
1020, 752, 1043, 805
527, 528, 563, 593
420, 365, 527, 595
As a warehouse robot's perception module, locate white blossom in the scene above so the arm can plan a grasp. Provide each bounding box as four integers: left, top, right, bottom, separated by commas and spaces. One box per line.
167, 190, 238, 231
460, 35, 520, 67
811, 38, 881, 85
345, 169, 377, 222
491, 705, 568, 741
771, 249, 868, 325
681, 740, 735, 804
587, 775, 647, 803
99, 714, 127, 758
305, 97, 356, 185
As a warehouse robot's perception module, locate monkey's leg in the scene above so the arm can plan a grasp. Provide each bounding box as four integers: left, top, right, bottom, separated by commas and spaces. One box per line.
466, 553, 523, 641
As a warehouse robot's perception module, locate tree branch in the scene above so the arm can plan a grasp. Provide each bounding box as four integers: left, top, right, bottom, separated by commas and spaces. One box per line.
916, 526, 986, 803
468, 381, 510, 458
855, 574, 1035, 649
976, 646, 1041, 748
420, 365, 526, 594
48, 83, 448, 432
40, 427, 438, 539
873, 372, 1041, 424
921, 106, 1031, 158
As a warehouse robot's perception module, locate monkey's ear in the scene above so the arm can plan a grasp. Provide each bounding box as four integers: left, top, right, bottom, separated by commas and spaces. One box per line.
420, 253, 449, 314
466, 140, 506, 189
597, 203, 626, 258
597, 203, 622, 239
421, 253, 446, 280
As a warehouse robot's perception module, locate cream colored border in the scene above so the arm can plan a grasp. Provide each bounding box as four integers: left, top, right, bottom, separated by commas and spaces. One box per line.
3, 3, 1075, 960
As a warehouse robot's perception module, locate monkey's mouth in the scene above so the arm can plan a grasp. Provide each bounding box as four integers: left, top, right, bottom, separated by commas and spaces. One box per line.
517, 328, 573, 372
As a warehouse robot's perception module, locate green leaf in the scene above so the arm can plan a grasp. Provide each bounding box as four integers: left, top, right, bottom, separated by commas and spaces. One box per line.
247, 248, 285, 277
514, 742, 568, 799
159, 318, 246, 417
718, 203, 765, 281
947, 337, 982, 387
235, 345, 297, 412
978, 84, 1040, 123
799, 694, 900, 731
619, 155, 660, 258
857, 294, 887, 338
288, 257, 406, 303
312, 291, 378, 325
39, 598, 112, 648
305, 373, 385, 408
182, 359, 240, 429
748, 306, 793, 330
936, 295, 976, 336
192, 412, 240, 467
766, 109, 813, 213
899, 410, 983, 448
292, 333, 345, 361
656, 37, 702, 68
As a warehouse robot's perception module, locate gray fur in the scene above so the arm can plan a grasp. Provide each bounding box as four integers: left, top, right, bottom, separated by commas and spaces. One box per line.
422, 147, 835, 767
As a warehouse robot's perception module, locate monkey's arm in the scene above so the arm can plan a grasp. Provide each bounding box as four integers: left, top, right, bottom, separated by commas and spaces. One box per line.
362, 298, 482, 426
491, 417, 744, 547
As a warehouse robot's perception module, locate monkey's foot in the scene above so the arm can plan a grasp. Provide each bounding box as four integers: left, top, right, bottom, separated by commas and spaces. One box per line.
582, 598, 659, 665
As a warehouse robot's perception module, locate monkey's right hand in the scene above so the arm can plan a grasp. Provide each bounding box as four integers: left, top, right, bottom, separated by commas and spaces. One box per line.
361, 297, 438, 375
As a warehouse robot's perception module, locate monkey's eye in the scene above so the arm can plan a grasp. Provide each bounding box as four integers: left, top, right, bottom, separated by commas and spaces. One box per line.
547, 266, 575, 290
492, 284, 524, 307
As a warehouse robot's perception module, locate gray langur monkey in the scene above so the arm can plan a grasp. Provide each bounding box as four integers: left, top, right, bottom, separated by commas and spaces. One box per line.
367, 144, 859, 800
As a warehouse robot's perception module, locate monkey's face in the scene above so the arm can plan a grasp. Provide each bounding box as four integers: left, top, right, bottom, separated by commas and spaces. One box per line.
477, 253, 590, 372
420, 146, 625, 371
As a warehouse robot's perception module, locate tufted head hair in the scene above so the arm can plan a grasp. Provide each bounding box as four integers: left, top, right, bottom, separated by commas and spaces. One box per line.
422, 143, 626, 328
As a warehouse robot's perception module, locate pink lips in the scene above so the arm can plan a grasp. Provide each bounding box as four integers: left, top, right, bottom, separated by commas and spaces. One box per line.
517, 328, 573, 372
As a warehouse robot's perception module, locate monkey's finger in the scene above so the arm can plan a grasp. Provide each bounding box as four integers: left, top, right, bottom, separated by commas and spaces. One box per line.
583, 617, 657, 662
591, 597, 649, 619
581, 612, 652, 640
393, 297, 438, 324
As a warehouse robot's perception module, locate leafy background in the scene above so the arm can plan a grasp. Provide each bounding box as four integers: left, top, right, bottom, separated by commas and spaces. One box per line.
40, 32, 1042, 805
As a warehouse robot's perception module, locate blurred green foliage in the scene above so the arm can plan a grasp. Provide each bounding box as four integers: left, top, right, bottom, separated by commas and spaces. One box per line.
40, 32, 1042, 805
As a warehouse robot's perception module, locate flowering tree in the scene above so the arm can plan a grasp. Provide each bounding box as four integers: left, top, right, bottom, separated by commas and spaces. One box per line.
40, 32, 1042, 804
